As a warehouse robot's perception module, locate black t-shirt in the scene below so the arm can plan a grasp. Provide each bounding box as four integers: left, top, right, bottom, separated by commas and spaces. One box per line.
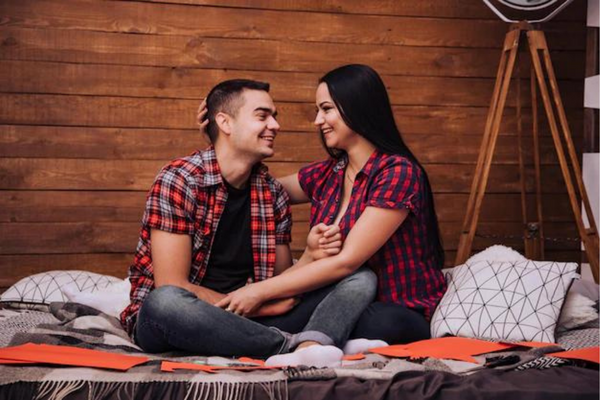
201, 180, 254, 293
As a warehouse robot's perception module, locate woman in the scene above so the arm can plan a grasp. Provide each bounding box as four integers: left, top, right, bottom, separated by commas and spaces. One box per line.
208, 64, 447, 345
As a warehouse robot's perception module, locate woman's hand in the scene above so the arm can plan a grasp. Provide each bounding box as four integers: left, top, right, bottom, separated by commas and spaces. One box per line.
306, 223, 342, 260
197, 99, 208, 135
250, 297, 300, 318
215, 283, 268, 317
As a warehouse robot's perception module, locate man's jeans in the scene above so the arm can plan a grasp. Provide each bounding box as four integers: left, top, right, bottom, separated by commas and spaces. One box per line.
135, 267, 377, 357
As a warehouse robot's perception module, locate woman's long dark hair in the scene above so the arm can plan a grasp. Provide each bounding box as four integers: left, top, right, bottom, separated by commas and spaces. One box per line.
319, 64, 445, 267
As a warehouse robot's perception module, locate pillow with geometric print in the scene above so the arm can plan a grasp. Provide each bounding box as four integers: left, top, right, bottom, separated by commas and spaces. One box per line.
0, 270, 122, 310
431, 260, 579, 343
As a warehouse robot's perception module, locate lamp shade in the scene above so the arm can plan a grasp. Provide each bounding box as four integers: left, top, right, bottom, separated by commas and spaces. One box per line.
483, 0, 575, 22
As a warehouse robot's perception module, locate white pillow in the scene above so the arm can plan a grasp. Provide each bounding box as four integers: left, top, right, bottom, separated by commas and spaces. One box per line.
443, 245, 526, 281
0, 270, 122, 308
557, 292, 598, 332
465, 245, 527, 264
431, 260, 579, 343
61, 278, 131, 319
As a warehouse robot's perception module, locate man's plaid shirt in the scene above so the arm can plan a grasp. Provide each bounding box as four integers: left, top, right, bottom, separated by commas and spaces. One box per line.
120, 146, 292, 336
298, 150, 446, 319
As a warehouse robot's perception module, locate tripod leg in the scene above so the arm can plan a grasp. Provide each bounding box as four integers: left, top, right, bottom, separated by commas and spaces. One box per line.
456, 28, 521, 265
530, 66, 546, 259
527, 30, 600, 282
518, 64, 542, 260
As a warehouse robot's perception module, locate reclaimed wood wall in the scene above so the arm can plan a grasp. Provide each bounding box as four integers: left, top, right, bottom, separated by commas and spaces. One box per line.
0, 0, 588, 290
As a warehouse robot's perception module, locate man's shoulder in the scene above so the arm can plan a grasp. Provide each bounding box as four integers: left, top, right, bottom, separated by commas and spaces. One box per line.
158, 149, 210, 184
260, 169, 285, 193
253, 166, 288, 203
165, 150, 205, 172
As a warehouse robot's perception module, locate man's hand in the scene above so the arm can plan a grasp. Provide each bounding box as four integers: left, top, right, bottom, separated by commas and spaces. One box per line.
197, 99, 208, 135
306, 223, 342, 260
215, 283, 268, 317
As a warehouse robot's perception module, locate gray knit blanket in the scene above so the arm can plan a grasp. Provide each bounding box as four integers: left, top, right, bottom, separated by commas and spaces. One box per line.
0, 302, 598, 400
0, 303, 289, 400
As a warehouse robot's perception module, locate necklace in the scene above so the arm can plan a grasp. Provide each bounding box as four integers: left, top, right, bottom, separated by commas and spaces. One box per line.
345, 164, 357, 184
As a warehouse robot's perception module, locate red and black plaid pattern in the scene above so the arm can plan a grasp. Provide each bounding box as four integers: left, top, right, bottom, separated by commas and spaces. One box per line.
298, 150, 446, 319
120, 146, 292, 336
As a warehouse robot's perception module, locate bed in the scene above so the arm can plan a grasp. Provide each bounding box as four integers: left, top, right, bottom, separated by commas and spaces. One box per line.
0, 260, 598, 400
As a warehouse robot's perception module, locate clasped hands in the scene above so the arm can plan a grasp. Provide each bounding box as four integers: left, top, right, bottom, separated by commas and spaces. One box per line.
215, 223, 342, 317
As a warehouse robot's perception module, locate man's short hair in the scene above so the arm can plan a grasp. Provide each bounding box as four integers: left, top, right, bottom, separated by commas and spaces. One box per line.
205, 79, 270, 142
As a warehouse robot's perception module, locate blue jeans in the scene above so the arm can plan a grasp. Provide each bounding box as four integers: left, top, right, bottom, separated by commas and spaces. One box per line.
135, 267, 377, 357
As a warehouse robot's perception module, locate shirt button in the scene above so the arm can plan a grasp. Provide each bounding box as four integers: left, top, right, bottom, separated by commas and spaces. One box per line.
335, 197, 339, 203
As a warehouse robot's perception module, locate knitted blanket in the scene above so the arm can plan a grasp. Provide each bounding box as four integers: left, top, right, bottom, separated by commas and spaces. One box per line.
0, 303, 288, 400
0, 302, 598, 400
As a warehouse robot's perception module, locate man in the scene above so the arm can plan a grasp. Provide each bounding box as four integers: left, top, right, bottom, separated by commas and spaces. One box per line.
120, 79, 377, 366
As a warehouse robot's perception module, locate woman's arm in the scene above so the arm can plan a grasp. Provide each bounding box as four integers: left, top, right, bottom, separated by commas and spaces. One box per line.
216, 206, 409, 315
278, 173, 310, 205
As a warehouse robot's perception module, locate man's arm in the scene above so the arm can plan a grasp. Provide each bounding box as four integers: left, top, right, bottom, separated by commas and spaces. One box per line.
273, 243, 293, 276
152, 229, 296, 316
151, 229, 225, 304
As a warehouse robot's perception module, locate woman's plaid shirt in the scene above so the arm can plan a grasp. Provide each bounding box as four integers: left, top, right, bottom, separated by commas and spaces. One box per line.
298, 150, 446, 319
120, 147, 292, 336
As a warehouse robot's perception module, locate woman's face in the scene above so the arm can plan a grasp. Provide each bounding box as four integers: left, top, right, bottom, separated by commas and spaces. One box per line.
314, 82, 356, 150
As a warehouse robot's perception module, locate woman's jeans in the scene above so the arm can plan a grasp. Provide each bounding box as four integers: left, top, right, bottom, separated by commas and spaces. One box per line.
350, 302, 431, 344
135, 267, 377, 357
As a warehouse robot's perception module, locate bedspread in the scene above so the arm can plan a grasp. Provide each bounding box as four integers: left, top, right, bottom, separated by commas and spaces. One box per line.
0, 302, 598, 400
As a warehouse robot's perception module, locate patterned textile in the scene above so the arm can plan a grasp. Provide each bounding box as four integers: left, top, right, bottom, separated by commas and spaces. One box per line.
121, 146, 292, 336
298, 150, 446, 319
557, 325, 600, 350
1, 304, 598, 399
0, 309, 58, 348
514, 356, 573, 371
0, 303, 288, 400
430, 260, 579, 342
0, 271, 121, 310
285, 366, 337, 381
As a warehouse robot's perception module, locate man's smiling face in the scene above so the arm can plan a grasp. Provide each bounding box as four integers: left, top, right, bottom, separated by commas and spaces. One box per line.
228, 89, 280, 160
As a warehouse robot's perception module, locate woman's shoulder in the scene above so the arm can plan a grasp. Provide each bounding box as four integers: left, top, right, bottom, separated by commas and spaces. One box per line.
372, 152, 423, 178
300, 157, 340, 176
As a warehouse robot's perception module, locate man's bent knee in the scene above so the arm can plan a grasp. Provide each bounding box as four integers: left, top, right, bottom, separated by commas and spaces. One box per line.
140, 285, 192, 321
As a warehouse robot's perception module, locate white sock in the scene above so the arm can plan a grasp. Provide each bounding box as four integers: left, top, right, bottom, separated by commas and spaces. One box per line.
265, 345, 343, 368
342, 338, 389, 355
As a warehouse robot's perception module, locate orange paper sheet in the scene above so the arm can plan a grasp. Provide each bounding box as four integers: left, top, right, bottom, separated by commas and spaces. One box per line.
0, 358, 35, 364
0, 343, 149, 371
162, 361, 218, 373
548, 347, 600, 364
343, 353, 366, 361
237, 357, 265, 366
511, 341, 559, 348
370, 337, 516, 363
161, 360, 282, 373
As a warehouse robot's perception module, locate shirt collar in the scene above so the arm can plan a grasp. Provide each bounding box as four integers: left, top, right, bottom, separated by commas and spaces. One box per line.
199, 145, 269, 187
331, 149, 382, 178
332, 156, 348, 173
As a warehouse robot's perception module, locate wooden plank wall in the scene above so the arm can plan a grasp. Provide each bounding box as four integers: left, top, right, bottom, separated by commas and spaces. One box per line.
0, 0, 588, 290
